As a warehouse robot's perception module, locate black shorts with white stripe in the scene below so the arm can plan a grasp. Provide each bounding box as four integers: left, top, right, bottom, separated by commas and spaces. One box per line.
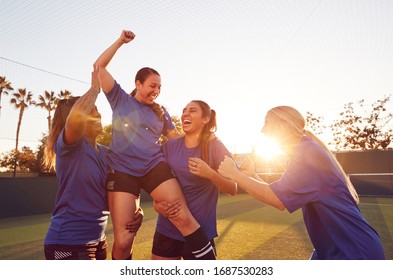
44, 238, 108, 260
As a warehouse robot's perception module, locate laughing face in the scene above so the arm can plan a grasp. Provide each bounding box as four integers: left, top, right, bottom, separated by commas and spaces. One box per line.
181, 101, 209, 134
134, 74, 161, 105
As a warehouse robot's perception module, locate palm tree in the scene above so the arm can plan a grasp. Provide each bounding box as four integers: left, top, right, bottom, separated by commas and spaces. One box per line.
57, 89, 72, 100
35, 90, 57, 131
10, 88, 34, 177
0, 76, 14, 117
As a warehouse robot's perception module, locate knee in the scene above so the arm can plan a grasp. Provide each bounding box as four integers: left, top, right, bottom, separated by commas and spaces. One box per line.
169, 210, 197, 230
114, 229, 136, 250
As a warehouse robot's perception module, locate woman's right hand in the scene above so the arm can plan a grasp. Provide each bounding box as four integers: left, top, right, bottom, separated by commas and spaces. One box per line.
239, 156, 256, 177
153, 200, 182, 219
218, 156, 239, 180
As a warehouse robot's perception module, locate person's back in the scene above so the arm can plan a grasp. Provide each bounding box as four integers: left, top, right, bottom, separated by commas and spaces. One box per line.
46, 135, 109, 245
43, 67, 110, 260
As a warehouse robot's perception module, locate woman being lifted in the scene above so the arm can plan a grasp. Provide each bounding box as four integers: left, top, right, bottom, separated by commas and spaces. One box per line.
94, 30, 216, 260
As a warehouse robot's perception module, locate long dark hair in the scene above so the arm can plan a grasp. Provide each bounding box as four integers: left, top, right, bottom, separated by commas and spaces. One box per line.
130, 67, 164, 121
192, 100, 217, 165
44, 97, 80, 170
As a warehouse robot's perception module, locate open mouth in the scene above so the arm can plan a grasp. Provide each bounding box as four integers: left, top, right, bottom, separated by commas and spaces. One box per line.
149, 93, 158, 101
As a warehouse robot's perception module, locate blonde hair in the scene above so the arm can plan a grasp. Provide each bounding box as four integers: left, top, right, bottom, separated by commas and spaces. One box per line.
268, 106, 359, 203
43, 97, 80, 170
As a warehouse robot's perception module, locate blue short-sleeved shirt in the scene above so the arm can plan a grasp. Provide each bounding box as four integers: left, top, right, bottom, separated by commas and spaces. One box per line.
44, 130, 109, 245
270, 136, 385, 260
106, 82, 175, 176
156, 137, 233, 241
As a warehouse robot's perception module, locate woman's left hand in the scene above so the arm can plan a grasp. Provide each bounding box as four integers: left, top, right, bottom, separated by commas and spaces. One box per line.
188, 157, 213, 179
154, 200, 182, 219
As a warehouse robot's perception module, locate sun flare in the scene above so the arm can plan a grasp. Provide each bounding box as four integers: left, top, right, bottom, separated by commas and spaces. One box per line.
253, 134, 283, 160
221, 127, 283, 161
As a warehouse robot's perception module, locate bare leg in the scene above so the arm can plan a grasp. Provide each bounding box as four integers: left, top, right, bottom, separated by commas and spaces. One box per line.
150, 178, 199, 235
150, 178, 216, 259
108, 191, 139, 260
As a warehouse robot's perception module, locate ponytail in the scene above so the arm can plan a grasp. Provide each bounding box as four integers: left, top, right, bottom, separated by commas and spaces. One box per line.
191, 101, 217, 165
304, 130, 359, 204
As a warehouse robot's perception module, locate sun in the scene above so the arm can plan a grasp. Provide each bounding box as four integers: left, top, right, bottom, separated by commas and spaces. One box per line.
253, 134, 283, 160
216, 112, 283, 160
217, 121, 283, 161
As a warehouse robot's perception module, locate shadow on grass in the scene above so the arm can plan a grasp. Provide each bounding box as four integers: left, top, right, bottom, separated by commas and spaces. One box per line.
359, 197, 393, 259
240, 220, 312, 260
0, 240, 44, 260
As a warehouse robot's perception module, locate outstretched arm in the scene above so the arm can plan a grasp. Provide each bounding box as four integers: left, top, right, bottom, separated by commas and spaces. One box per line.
64, 65, 101, 145
94, 30, 136, 94
218, 156, 285, 210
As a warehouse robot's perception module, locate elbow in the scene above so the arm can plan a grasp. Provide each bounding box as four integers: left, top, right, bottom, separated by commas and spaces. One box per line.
93, 60, 105, 68
228, 190, 237, 196
227, 183, 238, 196
221, 186, 237, 196
231, 184, 238, 196
275, 201, 286, 211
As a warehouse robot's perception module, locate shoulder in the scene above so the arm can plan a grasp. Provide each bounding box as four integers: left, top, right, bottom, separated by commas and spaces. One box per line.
294, 136, 330, 166
55, 129, 82, 150
164, 136, 184, 148
210, 136, 230, 152
107, 81, 132, 100
211, 136, 224, 146
107, 81, 121, 95
297, 136, 322, 154
209, 136, 233, 164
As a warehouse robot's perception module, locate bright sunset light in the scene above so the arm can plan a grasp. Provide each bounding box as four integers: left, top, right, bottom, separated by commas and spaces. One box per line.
219, 121, 283, 161
253, 134, 283, 160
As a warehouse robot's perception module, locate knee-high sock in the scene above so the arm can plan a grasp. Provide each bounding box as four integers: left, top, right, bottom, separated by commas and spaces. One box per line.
184, 227, 216, 260
112, 253, 132, 260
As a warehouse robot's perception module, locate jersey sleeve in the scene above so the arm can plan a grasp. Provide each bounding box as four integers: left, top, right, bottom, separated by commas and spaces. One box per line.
210, 138, 233, 171
105, 81, 130, 111
54, 129, 83, 159
161, 106, 176, 135
270, 145, 323, 213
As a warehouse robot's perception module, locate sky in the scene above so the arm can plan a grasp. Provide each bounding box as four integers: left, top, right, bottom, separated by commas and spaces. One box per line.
1, 0, 393, 156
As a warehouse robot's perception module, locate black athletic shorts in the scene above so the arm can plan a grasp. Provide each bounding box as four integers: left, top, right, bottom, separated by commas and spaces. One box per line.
152, 231, 216, 260
106, 161, 176, 197
44, 237, 108, 260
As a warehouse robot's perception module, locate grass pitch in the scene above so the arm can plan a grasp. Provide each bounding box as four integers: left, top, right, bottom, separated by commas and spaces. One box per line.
0, 194, 392, 260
